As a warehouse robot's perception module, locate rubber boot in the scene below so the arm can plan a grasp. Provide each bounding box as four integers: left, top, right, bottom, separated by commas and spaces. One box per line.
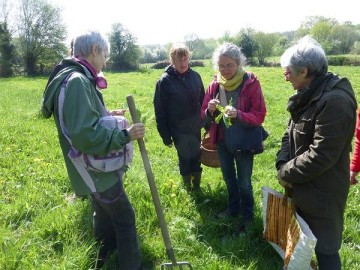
182, 175, 191, 191
191, 171, 202, 191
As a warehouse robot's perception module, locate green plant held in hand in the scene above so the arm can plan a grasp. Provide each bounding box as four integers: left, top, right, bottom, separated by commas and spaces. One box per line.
214, 105, 232, 128
214, 97, 234, 128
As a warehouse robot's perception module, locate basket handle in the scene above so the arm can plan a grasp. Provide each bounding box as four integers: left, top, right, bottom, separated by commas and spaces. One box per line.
202, 130, 210, 140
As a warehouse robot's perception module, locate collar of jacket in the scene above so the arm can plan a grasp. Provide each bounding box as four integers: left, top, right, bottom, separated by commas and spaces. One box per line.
301, 73, 335, 108
165, 65, 190, 78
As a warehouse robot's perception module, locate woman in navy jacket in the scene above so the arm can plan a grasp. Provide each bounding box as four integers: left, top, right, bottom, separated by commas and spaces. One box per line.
154, 44, 205, 191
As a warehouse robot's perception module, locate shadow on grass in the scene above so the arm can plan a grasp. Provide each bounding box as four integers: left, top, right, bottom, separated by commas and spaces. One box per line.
187, 182, 284, 270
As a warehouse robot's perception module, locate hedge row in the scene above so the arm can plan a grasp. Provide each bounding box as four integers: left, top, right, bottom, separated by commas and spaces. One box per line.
327, 55, 360, 66
151, 60, 205, 69
150, 56, 360, 69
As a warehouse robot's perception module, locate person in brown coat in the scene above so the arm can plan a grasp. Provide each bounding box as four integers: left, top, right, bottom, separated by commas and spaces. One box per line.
275, 36, 357, 270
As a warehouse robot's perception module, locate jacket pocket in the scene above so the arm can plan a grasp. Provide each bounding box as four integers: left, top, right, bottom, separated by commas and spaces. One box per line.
293, 117, 313, 156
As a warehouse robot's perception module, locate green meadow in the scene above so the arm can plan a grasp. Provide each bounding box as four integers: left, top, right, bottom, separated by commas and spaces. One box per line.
0, 65, 359, 269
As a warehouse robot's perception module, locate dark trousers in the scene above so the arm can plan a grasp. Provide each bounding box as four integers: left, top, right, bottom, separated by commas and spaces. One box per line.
173, 133, 202, 176
92, 180, 141, 270
316, 251, 341, 270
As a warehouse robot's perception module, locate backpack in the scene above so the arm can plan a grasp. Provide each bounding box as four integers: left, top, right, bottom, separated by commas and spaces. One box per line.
57, 72, 133, 194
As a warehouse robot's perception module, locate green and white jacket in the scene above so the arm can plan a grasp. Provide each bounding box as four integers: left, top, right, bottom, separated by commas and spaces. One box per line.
42, 58, 130, 196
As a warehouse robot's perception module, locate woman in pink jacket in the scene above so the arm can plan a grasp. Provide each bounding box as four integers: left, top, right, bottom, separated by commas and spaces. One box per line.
350, 109, 360, 185
201, 42, 267, 234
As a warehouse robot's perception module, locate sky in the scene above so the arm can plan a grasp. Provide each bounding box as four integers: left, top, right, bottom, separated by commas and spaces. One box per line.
50, 0, 359, 46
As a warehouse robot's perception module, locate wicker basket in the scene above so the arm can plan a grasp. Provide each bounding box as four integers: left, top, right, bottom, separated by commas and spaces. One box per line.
200, 133, 221, 168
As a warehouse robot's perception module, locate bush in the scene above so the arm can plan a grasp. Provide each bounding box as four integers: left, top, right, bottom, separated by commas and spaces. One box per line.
151, 60, 205, 69
190, 60, 204, 67
327, 55, 360, 66
151, 60, 170, 69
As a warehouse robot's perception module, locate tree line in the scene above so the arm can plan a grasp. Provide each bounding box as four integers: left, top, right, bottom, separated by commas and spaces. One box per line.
1, 0, 360, 77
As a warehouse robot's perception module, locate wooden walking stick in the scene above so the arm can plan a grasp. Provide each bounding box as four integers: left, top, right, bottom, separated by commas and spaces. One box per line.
126, 95, 193, 270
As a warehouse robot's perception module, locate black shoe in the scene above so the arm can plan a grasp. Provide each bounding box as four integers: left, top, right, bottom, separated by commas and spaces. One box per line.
181, 175, 191, 191
234, 219, 253, 236
232, 225, 246, 237
95, 256, 106, 269
215, 209, 238, 219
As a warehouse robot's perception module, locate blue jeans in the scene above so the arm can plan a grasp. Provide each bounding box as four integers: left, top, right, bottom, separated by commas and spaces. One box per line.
92, 180, 142, 270
217, 142, 254, 223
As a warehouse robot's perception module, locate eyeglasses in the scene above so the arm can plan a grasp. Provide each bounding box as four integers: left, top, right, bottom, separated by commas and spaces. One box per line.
283, 70, 292, 78
219, 63, 237, 71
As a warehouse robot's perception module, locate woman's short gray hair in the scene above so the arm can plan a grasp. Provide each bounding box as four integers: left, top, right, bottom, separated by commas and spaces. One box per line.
73, 30, 109, 58
212, 42, 246, 70
280, 35, 328, 76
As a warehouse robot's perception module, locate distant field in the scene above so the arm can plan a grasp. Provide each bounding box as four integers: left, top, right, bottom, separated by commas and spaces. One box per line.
0, 65, 359, 269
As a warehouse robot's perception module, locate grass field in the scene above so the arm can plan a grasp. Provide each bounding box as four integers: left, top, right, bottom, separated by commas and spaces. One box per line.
0, 64, 359, 269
